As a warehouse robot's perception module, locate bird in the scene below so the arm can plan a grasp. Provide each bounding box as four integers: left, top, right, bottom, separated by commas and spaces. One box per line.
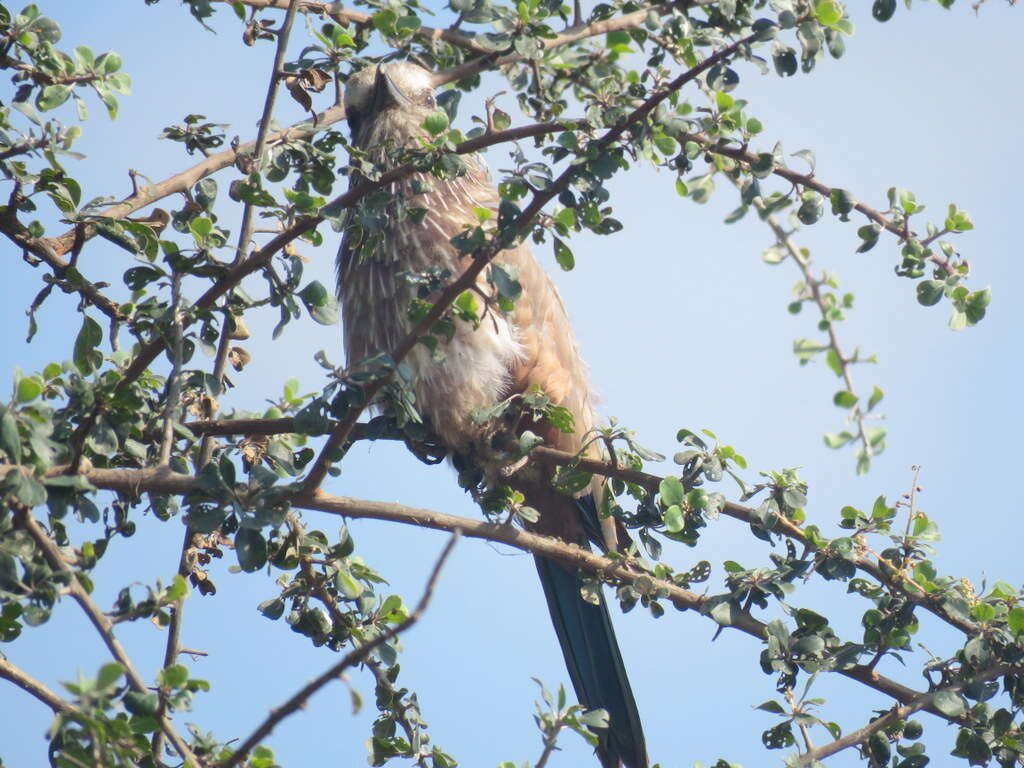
336, 61, 648, 768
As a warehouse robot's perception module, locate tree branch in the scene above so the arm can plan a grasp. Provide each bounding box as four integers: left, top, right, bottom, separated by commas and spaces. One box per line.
217, 0, 705, 76
1, 462, 987, 729
199, 0, 301, 469
218, 531, 459, 768
0, 656, 77, 715
794, 663, 1008, 766
0, 205, 124, 322
698, 136, 956, 274
13, 508, 201, 767
749, 189, 876, 462
179, 414, 976, 637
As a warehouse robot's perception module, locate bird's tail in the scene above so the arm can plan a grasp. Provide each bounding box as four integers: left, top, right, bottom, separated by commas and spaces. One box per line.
533, 495, 647, 768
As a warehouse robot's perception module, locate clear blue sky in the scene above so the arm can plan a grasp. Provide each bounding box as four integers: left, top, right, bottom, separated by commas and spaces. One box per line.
2, 2, 1022, 767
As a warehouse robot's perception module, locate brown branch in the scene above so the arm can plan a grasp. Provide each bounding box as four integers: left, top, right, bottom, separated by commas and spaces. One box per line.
218, 531, 459, 768
0, 135, 51, 161
0, 208, 124, 322
159, 13, 303, 755
180, 415, 976, 636
0, 656, 76, 715
0, 462, 990, 727
36, 0, 691, 261
200, 0, 302, 470
286, 513, 430, 765
795, 664, 1008, 766
217, 0, 705, 79
0, 55, 102, 86
699, 137, 955, 275
40, 103, 345, 258
12, 508, 201, 767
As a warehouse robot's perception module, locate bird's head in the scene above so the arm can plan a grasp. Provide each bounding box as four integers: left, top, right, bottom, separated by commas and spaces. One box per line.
344, 62, 440, 149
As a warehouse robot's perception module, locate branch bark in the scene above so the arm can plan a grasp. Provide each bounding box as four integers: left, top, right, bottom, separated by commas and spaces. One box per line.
0, 656, 77, 715
0, 462, 988, 729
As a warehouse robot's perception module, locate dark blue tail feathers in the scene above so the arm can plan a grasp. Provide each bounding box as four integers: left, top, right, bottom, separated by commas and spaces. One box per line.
533, 497, 647, 768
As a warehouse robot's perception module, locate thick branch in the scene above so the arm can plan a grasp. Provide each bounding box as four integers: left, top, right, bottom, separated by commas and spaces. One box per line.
180, 415, 976, 636
3, 461, 983, 728
0, 656, 76, 715
0, 210, 124, 322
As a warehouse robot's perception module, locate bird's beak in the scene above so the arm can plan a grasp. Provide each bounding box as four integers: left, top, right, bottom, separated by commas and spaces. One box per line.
371, 65, 412, 112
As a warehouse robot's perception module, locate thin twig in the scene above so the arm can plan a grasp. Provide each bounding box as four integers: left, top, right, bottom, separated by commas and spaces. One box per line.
158, 269, 184, 466
746, 190, 875, 461
793, 663, 1007, 766
199, 0, 301, 469
13, 508, 200, 767
219, 531, 459, 768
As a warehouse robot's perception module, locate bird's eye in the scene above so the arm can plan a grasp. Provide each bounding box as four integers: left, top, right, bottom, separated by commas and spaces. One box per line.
424, 92, 436, 107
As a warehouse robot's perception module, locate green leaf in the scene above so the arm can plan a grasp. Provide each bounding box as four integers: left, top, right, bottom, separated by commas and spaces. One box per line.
653, 134, 678, 156
659, 476, 685, 507
159, 664, 189, 689
916, 280, 944, 307
0, 408, 21, 464
189, 216, 213, 243
454, 290, 479, 322
15, 376, 42, 403
37, 84, 71, 111
932, 690, 965, 718
553, 237, 574, 271
97, 662, 124, 689
1007, 606, 1024, 635
663, 505, 684, 533
814, 0, 843, 26
823, 432, 852, 449
124, 691, 159, 716
422, 111, 449, 136
867, 386, 884, 411
298, 280, 339, 325
235, 528, 267, 572
825, 348, 843, 377
73, 314, 103, 375
579, 708, 610, 728
98, 51, 123, 74
872, 0, 896, 21
971, 603, 996, 623
832, 390, 857, 408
